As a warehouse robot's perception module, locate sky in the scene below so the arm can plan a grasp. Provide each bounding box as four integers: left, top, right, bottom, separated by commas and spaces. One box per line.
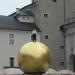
0, 0, 31, 16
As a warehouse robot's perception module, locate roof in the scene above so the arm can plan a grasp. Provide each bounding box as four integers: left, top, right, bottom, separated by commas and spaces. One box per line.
9, 1, 38, 16
60, 22, 75, 30
9, 4, 34, 16
0, 15, 41, 32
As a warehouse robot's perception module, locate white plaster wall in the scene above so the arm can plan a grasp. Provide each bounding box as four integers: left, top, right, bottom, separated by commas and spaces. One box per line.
17, 16, 34, 23
0, 29, 40, 69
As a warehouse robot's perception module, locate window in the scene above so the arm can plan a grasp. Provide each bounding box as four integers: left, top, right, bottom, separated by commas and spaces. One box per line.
45, 35, 49, 40
60, 45, 64, 49
60, 62, 64, 66
9, 33, 15, 45
44, 14, 48, 18
9, 57, 14, 67
27, 16, 30, 20
53, 0, 57, 2
23, 16, 25, 19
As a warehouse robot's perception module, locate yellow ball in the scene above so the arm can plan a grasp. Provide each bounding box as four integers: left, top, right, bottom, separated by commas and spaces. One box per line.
17, 42, 51, 73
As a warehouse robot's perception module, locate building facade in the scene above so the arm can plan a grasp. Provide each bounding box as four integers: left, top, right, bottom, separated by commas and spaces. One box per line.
0, 29, 40, 69
31, 0, 75, 71
0, 15, 40, 69
31, 0, 65, 70
10, 0, 75, 71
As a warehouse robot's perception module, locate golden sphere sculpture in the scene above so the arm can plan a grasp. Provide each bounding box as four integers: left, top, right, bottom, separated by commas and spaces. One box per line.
17, 42, 51, 73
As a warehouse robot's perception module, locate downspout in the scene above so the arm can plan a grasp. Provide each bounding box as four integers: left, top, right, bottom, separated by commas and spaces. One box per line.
63, 30, 66, 69
60, 27, 66, 69
63, 0, 66, 69
64, 0, 65, 24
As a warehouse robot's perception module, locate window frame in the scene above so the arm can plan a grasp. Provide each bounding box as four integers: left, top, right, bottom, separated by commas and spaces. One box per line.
27, 16, 30, 20
60, 61, 64, 66
44, 13, 48, 18
23, 16, 26, 20
8, 33, 15, 46
9, 57, 15, 67
44, 34, 49, 40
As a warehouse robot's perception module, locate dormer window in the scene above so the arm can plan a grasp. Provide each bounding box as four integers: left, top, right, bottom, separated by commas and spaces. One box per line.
23, 16, 25, 20
17, 16, 34, 23
27, 16, 30, 20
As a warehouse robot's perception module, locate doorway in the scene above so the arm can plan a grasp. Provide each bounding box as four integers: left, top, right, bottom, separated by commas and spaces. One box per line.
69, 54, 75, 72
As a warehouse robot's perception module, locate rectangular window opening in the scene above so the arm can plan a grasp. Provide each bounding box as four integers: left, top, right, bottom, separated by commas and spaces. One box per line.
44, 14, 48, 18
45, 35, 49, 40
10, 57, 15, 67
60, 61, 64, 66
9, 33, 15, 45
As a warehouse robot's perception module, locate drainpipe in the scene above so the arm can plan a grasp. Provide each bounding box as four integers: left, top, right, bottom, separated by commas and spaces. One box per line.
63, 0, 66, 69
63, 30, 66, 69
63, 0, 65, 24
